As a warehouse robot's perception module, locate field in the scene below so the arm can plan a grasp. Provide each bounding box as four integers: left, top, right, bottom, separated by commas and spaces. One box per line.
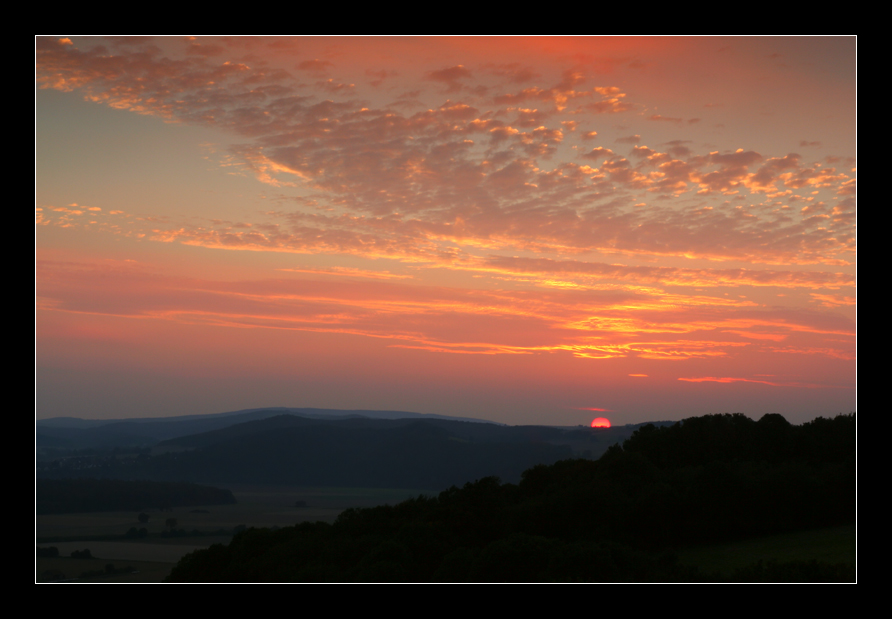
36, 485, 430, 582
676, 524, 856, 578
37, 483, 856, 582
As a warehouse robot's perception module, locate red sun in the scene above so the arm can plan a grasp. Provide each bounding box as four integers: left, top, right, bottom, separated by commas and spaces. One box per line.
591, 417, 611, 428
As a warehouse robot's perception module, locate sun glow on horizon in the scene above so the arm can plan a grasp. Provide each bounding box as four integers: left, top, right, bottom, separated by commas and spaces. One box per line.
35, 36, 855, 425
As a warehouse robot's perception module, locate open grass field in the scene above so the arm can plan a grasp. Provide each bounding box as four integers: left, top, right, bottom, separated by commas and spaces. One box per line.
38, 484, 855, 582
676, 524, 856, 578
36, 484, 430, 582
37, 484, 431, 538
37, 556, 190, 583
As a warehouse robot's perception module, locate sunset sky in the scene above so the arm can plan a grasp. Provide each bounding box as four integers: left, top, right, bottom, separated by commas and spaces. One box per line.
36, 36, 856, 425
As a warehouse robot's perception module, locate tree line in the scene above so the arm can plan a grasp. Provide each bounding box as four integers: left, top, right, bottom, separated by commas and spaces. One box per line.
166, 412, 855, 582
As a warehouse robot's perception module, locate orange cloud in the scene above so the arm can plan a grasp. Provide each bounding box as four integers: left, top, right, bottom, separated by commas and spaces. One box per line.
36, 37, 855, 423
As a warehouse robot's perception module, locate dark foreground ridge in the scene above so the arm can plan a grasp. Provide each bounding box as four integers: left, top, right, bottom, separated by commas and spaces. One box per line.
166, 412, 855, 582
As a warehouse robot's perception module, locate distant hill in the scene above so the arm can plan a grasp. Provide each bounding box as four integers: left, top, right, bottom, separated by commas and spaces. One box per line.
36, 411, 673, 490
36, 407, 501, 451
36, 408, 677, 490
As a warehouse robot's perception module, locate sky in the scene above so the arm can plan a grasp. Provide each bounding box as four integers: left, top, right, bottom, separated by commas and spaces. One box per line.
35, 36, 856, 426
